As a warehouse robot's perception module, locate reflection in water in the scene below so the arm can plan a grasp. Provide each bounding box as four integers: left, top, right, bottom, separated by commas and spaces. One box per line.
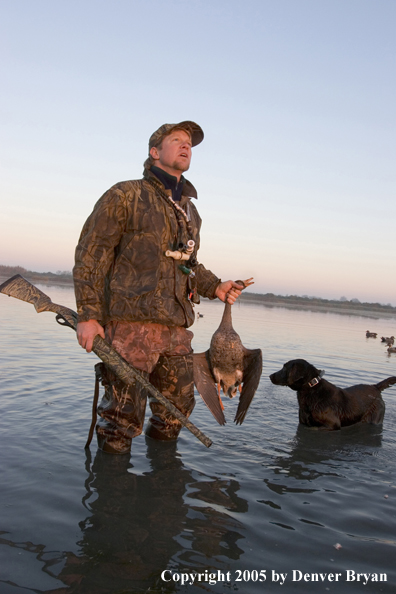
0, 444, 247, 594
258, 423, 385, 536
71, 441, 187, 593
34, 441, 246, 594
265, 423, 384, 495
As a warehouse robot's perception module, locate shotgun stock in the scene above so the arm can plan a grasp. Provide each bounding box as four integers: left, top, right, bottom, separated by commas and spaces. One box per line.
0, 275, 212, 448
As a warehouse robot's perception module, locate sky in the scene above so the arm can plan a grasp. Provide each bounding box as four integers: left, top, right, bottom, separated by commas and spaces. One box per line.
1, 0, 395, 305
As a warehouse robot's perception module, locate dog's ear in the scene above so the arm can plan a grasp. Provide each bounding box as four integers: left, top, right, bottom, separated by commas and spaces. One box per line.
287, 362, 307, 384
289, 371, 305, 384
287, 359, 322, 386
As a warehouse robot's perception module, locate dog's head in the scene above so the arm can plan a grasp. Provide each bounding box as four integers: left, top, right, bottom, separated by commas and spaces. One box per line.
269, 359, 322, 391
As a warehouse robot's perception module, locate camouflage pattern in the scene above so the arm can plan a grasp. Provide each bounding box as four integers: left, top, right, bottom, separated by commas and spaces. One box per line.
73, 167, 220, 327
96, 367, 148, 453
96, 321, 195, 451
104, 320, 194, 371
147, 353, 195, 440
148, 120, 204, 149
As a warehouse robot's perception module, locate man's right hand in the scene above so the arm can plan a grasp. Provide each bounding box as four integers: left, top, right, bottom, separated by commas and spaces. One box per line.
76, 320, 105, 353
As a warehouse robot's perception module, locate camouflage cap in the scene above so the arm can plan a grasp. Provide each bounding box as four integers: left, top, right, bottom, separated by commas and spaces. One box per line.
149, 121, 204, 150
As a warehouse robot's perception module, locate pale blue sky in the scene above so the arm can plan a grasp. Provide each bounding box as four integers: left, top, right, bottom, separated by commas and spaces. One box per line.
1, 0, 395, 304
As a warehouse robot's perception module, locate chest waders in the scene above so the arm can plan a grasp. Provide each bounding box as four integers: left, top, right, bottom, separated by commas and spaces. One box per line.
96, 353, 194, 454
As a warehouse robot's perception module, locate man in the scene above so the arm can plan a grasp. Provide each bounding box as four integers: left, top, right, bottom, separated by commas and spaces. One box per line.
73, 121, 243, 454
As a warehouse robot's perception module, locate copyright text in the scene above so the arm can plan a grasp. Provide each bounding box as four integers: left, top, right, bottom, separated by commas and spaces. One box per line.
161, 569, 387, 586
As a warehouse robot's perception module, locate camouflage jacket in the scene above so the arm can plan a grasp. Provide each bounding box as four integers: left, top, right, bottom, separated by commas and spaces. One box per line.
73, 167, 220, 328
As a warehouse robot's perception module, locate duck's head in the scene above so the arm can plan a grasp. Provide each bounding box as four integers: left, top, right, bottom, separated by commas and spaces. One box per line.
220, 372, 243, 398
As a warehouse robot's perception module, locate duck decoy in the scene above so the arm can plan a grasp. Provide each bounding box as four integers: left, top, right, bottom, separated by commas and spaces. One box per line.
366, 331, 377, 338
193, 278, 262, 425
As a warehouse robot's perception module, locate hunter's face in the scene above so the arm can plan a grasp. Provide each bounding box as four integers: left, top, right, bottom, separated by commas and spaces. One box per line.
150, 129, 192, 178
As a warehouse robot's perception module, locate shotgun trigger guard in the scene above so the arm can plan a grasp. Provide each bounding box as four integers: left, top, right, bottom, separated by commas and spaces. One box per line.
56, 314, 74, 329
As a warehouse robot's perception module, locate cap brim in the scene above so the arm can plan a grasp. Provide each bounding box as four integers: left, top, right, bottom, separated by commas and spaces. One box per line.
176, 121, 204, 147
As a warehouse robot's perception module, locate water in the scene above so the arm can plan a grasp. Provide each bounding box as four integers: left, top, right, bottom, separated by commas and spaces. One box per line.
1, 281, 396, 594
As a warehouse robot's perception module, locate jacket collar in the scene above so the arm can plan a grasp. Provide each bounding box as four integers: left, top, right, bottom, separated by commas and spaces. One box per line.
143, 166, 198, 200
150, 166, 185, 202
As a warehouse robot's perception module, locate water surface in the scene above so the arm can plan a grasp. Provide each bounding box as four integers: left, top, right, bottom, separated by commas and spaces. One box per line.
1, 283, 396, 593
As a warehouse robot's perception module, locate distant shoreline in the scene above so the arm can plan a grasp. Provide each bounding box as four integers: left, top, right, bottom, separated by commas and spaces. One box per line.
238, 292, 396, 319
1, 264, 395, 319
0, 265, 74, 286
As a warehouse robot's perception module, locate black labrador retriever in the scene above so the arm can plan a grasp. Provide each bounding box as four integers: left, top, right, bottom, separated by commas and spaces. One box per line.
270, 359, 396, 430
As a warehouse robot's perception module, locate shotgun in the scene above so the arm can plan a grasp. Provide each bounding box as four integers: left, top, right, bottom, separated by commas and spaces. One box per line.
0, 275, 212, 448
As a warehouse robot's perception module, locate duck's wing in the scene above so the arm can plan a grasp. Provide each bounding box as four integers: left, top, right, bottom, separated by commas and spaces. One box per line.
193, 351, 226, 425
234, 348, 263, 425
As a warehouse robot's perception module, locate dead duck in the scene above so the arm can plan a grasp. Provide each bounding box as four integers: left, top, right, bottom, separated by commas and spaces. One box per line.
366, 331, 377, 338
193, 278, 262, 425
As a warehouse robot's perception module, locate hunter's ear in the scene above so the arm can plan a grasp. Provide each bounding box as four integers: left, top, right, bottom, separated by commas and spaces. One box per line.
150, 146, 159, 160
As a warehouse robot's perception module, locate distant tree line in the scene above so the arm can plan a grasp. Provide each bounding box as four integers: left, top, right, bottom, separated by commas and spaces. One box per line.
239, 291, 396, 314
0, 264, 72, 283
1, 264, 395, 313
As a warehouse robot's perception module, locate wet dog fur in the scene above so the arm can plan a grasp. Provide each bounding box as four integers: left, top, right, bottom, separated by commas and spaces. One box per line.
270, 359, 396, 430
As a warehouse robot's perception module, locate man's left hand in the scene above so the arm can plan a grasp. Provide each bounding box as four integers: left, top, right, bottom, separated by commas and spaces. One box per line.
215, 280, 245, 304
